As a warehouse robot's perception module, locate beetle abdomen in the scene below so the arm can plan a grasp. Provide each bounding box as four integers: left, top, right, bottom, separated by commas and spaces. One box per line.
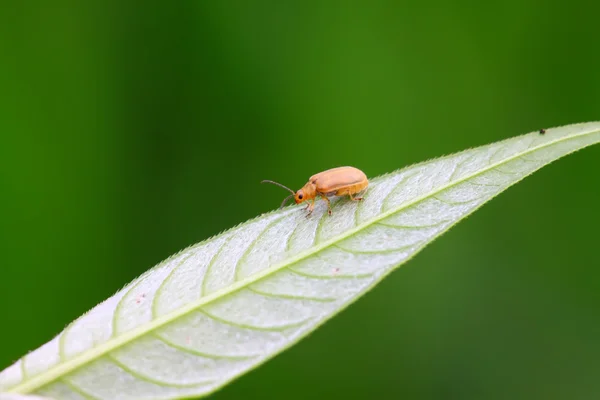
334, 181, 368, 196
312, 166, 368, 194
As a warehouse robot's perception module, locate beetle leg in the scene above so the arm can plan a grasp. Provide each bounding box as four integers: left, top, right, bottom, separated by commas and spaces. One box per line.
349, 193, 363, 201
320, 195, 332, 215
304, 200, 316, 218
349, 187, 367, 202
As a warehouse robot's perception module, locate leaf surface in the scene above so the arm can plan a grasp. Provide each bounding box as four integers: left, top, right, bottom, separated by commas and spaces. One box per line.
0, 394, 53, 400
2, 122, 599, 399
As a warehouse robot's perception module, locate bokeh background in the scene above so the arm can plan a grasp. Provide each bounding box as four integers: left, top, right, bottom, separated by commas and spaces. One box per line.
1, 2, 599, 399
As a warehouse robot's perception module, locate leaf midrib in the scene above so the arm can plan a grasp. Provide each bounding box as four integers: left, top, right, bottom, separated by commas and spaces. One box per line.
10, 128, 598, 394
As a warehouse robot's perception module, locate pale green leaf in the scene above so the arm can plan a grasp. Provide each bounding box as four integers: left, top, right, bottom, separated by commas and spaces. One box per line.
0, 393, 53, 400
1, 122, 599, 399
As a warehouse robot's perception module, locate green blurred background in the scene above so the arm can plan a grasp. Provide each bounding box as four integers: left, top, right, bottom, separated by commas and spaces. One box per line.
1, 1, 599, 399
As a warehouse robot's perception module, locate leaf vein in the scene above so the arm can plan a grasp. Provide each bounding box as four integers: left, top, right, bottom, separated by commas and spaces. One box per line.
313, 201, 334, 244
376, 220, 450, 230
60, 379, 99, 400
433, 195, 484, 206
200, 234, 234, 297
151, 251, 197, 319
447, 157, 464, 181
111, 277, 147, 338
246, 286, 337, 303
380, 172, 414, 212
19, 358, 27, 381
196, 309, 311, 332
233, 215, 287, 282
150, 333, 258, 360
105, 353, 214, 388
493, 166, 519, 176
284, 220, 300, 252
334, 243, 414, 255
287, 267, 374, 280
467, 181, 502, 188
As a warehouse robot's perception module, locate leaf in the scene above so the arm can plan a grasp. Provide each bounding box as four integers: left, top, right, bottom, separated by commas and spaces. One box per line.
1, 122, 599, 399
0, 394, 53, 400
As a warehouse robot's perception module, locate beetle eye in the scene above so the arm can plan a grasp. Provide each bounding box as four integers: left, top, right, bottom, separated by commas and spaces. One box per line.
298, 194, 303, 200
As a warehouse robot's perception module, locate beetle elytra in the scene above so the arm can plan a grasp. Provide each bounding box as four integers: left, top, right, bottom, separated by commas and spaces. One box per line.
262, 166, 369, 216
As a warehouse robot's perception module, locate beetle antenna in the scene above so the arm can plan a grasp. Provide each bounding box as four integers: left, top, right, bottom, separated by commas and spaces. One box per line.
279, 194, 294, 209
261, 180, 295, 195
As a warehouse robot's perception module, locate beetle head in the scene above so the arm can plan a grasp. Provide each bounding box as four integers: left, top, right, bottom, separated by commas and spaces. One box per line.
294, 190, 305, 204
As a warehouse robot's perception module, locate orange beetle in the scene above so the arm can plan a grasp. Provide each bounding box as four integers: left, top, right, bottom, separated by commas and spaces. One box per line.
262, 166, 369, 216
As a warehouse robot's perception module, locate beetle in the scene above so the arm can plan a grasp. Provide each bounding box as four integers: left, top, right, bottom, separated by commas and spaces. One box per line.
262, 166, 369, 216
